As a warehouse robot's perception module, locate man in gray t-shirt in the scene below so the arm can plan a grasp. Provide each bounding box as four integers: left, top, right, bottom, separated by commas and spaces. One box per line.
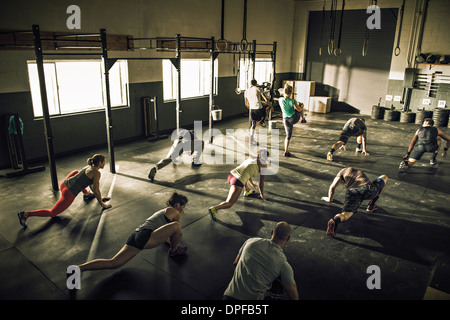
327, 117, 369, 161
223, 222, 299, 300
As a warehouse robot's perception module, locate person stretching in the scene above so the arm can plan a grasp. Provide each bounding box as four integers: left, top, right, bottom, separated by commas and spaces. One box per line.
17, 154, 111, 228
208, 150, 269, 221
77, 192, 188, 272
321, 167, 388, 237
278, 83, 306, 157
399, 118, 450, 171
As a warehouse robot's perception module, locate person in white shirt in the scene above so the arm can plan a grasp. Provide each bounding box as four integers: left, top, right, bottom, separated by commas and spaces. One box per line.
245, 79, 273, 145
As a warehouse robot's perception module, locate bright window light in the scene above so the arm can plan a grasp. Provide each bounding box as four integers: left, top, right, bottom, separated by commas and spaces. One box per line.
238, 59, 273, 91
27, 60, 129, 117
163, 59, 218, 101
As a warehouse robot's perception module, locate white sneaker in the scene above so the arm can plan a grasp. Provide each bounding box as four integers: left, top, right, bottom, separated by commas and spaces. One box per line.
355, 148, 362, 153
327, 152, 333, 161
399, 161, 408, 172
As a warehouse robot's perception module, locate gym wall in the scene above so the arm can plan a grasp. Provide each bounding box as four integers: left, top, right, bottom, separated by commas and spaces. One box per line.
0, 0, 295, 169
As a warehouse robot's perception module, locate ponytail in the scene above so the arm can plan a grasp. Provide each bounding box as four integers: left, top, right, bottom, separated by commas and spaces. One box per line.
166, 192, 188, 208
87, 154, 105, 167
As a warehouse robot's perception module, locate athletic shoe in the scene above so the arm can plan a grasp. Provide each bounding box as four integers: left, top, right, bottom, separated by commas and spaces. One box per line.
326, 219, 336, 237
17, 211, 27, 228
83, 193, 96, 201
208, 207, 217, 221
249, 140, 258, 146
300, 118, 307, 123
148, 167, 156, 182
192, 162, 202, 167
283, 151, 291, 157
327, 152, 333, 161
430, 159, 436, 165
366, 203, 378, 212
244, 190, 256, 197
398, 160, 408, 172
169, 245, 187, 257
355, 148, 362, 153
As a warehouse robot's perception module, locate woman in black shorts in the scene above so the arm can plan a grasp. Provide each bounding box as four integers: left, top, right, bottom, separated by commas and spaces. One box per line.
78, 192, 188, 272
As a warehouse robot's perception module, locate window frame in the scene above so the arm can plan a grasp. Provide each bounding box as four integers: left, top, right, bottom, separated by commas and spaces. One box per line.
162, 58, 218, 102
27, 59, 129, 118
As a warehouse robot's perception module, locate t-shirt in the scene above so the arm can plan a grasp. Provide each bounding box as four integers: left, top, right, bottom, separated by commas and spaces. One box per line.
245, 86, 263, 110
279, 97, 297, 118
336, 167, 370, 190
230, 158, 260, 185
342, 118, 367, 136
224, 237, 296, 300
136, 208, 172, 232
64, 166, 94, 196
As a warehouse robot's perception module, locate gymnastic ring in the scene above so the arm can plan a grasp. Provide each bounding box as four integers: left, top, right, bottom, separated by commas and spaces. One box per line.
394, 47, 401, 56
240, 39, 248, 52
327, 39, 334, 56
334, 47, 342, 56
319, 46, 323, 56
216, 39, 229, 51
362, 38, 369, 57
235, 88, 242, 94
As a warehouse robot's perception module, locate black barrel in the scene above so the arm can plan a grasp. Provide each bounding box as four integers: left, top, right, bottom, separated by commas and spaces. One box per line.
371, 105, 385, 119
384, 109, 400, 121
400, 111, 416, 123
415, 109, 433, 125
433, 108, 450, 127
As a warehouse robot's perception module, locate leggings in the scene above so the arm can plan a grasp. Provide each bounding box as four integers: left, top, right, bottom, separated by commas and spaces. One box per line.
283, 111, 301, 140
27, 171, 87, 218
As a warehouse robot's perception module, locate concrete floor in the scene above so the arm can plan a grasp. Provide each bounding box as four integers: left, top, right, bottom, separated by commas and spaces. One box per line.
1, 111, 450, 300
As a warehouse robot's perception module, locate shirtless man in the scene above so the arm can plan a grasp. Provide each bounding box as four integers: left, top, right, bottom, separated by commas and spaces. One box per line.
322, 167, 388, 237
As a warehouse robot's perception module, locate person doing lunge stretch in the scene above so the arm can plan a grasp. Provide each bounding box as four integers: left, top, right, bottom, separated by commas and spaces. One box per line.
321, 167, 388, 237
327, 117, 369, 161
17, 154, 111, 228
208, 150, 269, 221
399, 118, 450, 171
77, 192, 188, 272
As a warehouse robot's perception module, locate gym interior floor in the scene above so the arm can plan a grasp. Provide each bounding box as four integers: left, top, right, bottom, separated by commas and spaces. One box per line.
1, 110, 450, 300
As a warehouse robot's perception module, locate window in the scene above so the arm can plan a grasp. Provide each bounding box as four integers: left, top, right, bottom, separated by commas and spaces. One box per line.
163, 59, 218, 101
27, 60, 129, 117
238, 58, 273, 91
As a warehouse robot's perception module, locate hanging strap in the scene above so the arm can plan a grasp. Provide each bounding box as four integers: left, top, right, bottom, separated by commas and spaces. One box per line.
394, 0, 405, 56
334, 0, 345, 56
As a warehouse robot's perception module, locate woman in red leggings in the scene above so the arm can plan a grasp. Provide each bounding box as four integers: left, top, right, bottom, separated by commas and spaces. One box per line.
17, 154, 111, 228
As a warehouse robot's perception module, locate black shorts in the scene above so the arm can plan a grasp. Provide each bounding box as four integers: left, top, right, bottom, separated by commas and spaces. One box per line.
251, 108, 266, 123
410, 143, 438, 160
342, 179, 384, 213
126, 228, 153, 250
339, 128, 360, 144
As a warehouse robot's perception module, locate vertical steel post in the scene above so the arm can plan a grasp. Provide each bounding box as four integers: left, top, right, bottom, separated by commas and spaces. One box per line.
209, 37, 215, 143
100, 28, 116, 173
252, 40, 256, 80
176, 34, 181, 136
271, 42, 277, 91
32, 25, 59, 191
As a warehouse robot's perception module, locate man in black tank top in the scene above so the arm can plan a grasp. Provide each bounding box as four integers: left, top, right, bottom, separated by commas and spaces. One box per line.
399, 118, 450, 171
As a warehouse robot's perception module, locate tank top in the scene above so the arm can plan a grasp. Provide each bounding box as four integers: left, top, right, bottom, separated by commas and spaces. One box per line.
136, 208, 172, 232
230, 158, 260, 185
64, 166, 94, 196
416, 126, 438, 145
